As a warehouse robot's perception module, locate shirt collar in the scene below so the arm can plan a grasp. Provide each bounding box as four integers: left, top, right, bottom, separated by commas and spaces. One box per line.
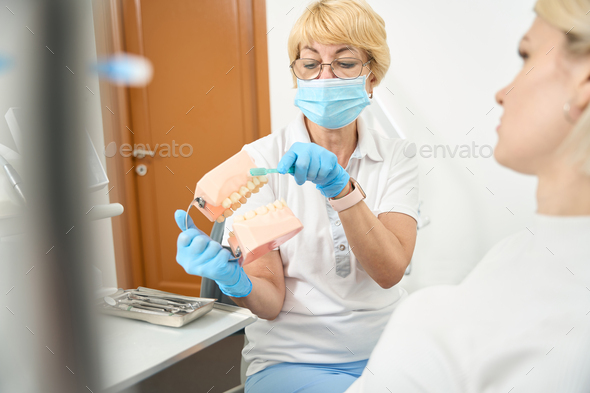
284, 112, 383, 162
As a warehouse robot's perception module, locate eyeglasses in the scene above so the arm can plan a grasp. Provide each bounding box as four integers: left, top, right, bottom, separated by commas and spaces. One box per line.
290, 57, 373, 80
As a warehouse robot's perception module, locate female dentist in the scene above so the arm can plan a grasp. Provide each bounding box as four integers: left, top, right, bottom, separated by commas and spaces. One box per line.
175, 0, 419, 392
347, 0, 590, 392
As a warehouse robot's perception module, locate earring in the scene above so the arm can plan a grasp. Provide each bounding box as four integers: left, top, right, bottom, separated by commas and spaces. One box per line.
563, 101, 575, 124
369, 92, 373, 99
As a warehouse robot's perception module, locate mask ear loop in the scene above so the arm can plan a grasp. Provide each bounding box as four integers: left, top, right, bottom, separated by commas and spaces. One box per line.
366, 69, 374, 99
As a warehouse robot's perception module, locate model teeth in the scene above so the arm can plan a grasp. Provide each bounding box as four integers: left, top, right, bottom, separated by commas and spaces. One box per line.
232, 199, 285, 222
214, 175, 271, 222
255, 205, 268, 215
239, 186, 251, 198
230, 192, 241, 203
222, 198, 232, 209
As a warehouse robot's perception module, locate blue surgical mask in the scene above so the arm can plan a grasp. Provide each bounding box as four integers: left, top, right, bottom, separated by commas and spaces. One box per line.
294, 75, 371, 129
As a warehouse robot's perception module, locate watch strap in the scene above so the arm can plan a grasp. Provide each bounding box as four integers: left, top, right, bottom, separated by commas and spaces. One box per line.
329, 178, 365, 212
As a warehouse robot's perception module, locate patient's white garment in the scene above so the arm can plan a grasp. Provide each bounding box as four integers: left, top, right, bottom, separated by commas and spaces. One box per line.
346, 214, 590, 393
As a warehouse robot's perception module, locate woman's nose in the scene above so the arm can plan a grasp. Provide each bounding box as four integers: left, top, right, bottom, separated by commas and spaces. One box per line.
495, 86, 507, 106
317, 64, 337, 79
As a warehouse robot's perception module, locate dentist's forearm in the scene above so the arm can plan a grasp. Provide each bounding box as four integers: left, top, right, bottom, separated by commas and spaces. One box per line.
229, 251, 286, 320
231, 276, 285, 320
338, 200, 410, 288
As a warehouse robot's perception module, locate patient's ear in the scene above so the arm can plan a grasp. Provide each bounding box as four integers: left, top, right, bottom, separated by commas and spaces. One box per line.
574, 57, 590, 115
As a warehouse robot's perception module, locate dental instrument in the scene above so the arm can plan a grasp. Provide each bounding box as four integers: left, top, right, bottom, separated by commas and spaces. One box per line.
184, 201, 243, 264
110, 291, 199, 311
176, 210, 253, 298
104, 296, 176, 316
99, 287, 217, 326
128, 293, 197, 310
105, 295, 183, 313
114, 304, 175, 316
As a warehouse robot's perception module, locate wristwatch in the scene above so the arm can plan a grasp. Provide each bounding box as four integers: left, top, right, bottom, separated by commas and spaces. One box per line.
329, 178, 366, 212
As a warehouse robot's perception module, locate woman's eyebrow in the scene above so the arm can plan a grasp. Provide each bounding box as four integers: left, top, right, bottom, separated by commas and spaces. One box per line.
335, 46, 357, 56
301, 45, 357, 56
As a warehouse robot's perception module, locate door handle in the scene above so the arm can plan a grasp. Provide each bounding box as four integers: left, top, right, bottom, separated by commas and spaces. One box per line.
132, 149, 155, 158
136, 164, 148, 176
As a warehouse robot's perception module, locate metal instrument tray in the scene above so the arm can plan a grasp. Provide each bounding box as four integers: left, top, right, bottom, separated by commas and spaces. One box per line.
97, 286, 216, 328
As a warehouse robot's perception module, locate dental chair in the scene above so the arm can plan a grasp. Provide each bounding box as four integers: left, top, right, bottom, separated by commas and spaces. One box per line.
201, 221, 248, 393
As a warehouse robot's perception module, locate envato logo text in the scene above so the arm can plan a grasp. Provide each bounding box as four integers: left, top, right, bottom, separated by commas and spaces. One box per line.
403, 142, 494, 159
104, 140, 193, 158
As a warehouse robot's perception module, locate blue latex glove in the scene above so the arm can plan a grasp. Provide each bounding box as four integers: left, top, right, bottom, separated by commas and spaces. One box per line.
277, 142, 350, 198
174, 210, 252, 298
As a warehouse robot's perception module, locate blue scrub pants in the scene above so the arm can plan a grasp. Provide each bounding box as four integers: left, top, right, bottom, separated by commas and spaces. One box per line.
245, 359, 368, 393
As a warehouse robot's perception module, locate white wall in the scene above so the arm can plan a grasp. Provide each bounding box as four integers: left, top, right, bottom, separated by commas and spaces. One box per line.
265, 0, 539, 292
1, 0, 539, 294
0, 0, 117, 288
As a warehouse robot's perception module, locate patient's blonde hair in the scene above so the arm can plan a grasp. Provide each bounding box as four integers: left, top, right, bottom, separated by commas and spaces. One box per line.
287, 0, 390, 88
535, 0, 590, 174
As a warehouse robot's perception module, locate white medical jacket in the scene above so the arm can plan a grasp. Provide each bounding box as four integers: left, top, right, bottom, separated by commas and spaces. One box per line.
222, 112, 419, 377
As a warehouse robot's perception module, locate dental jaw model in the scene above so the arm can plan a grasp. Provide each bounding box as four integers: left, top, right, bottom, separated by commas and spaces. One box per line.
188, 150, 303, 266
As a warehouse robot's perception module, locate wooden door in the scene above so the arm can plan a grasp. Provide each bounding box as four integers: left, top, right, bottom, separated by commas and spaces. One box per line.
95, 0, 271, 296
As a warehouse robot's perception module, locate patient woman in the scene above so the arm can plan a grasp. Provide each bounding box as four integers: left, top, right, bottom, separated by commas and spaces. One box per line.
175, 1, 419, 392
347, 0, 590, 392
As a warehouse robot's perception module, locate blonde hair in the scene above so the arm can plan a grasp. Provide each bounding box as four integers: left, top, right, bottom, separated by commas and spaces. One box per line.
535, 0, 590, 174
287, 0, 390, 88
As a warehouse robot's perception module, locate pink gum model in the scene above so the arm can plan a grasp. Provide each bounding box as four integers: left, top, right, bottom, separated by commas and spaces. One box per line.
190, 150, 303, 266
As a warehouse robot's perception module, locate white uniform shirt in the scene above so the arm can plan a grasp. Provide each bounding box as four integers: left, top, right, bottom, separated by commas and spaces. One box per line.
346, 214, 590, 393
222, 112, 419, 377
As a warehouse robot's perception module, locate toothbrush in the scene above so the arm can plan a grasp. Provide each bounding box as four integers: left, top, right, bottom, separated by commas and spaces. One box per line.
250, 167, 295, 176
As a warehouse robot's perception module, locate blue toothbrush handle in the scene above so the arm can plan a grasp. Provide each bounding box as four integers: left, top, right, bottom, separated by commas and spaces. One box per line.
251, 167, 295, 176
266, 167, 294, 174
